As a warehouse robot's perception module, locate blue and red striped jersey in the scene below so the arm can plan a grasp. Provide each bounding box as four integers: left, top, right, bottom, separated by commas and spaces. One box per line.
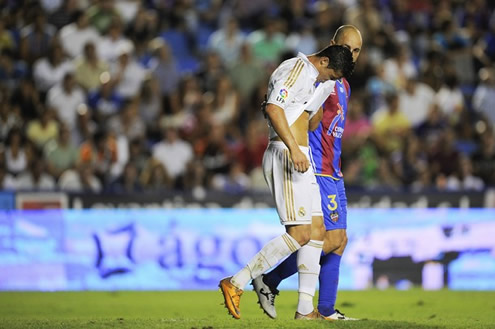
309, 78, 351, 179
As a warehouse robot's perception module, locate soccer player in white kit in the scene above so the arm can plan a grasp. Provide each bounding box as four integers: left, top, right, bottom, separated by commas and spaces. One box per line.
219, 45, 354, 320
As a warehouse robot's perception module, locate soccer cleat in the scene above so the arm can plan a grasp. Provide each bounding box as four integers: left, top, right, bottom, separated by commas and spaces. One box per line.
323, 309, 359, 321
219, 277, 243, 319
294, 309, 325, 320
251, 275, 279, 319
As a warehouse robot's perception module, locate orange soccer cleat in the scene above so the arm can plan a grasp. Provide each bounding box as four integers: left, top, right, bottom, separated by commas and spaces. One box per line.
294, 309, 326, 320
219, 277, 243, 319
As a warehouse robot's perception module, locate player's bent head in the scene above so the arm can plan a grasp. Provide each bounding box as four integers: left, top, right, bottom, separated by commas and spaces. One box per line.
315, 45, 355, 80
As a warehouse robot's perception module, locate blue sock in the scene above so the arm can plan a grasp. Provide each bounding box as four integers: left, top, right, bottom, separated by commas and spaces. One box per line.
318, 252, 341, 316
263, 251, 298, 290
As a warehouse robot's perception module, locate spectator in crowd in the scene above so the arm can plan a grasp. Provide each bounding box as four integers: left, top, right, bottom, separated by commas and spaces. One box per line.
0, 18, 15, 52
0, 49, 28, 91
472, 130, 495, 186
399, 77, 436, 127
59, 10, 100, 59
211, 74, 240, 127
87, 80, 124, 123
58, 163, 102, 192
48, 0, 80, 29
228, 42, 265, 106
372, 92, 411, 153
140, 158, 172, 191
246, 18, 286, 67
107, 100, 145, 141
87, 0, 121, 34
199, 123, 232, 186
365, 62, 397, 115
382, 45, 418, 90
47, 72, 85, 134
152, 123, 193, 188
110, 42, 147, 99
10, 78, 42, 122
415, 105, 448, 145
446, 155, 485, 191
435, 71, 465, 122
125, 6, 158, 43
128, 138, 148, 175
343, 95, 372, 154
149, 38, 180, 115
137, 78, 162, 138
473, 67, 495, 127
74, 41, 109, 92
211, 160, 250, 194
207, 16, 245, 66
108, 161, 142, 193
0, 163, 17, 190
16, 158, 56, 190
19, 11, 56, 64
33, 42, 72, 94
196, 51, 225, 93
428, 128, 461, 184
97, 19, 131, 63
285, 22, 318, 55
4, 128, 27, 176
44, 126, 79, 179
0, 101, 21, 142
26, 107, 59, 149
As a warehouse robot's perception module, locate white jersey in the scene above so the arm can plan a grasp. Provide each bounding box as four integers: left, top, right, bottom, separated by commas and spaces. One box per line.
266, 52, 319, 139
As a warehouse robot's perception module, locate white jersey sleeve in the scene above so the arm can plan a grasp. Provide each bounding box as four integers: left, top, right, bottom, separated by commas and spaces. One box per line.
265, 54, 318, 138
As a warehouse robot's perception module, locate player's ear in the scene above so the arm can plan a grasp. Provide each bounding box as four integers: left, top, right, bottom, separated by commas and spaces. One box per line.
320, 56, 329, 68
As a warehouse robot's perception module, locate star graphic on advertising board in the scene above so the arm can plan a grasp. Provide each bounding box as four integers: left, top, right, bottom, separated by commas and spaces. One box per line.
93, 223, 136, 278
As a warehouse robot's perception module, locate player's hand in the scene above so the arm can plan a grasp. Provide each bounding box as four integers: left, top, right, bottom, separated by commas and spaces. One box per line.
290, 148, 309, 173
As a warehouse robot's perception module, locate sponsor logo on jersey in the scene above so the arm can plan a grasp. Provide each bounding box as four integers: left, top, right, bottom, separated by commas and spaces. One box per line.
298, 206, 306, 217
333, 126, 344, 138
276, 88, 289, 103
330, 211, 339, 222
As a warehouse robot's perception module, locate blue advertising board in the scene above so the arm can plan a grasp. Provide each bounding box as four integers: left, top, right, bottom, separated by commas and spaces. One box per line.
0, 208, 494, 291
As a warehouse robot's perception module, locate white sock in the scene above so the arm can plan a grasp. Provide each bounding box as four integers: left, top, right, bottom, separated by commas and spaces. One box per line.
231, 233, 301, 289
296, 240, 323, 315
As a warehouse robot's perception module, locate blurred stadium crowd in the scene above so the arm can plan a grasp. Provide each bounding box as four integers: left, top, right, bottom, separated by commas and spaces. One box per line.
1, 0, 495, 194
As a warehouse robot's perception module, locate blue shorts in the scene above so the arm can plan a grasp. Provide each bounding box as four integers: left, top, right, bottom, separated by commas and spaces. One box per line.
315, 176, 347, 231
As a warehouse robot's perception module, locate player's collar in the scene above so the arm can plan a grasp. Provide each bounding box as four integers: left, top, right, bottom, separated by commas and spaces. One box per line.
297, 52, 318, 80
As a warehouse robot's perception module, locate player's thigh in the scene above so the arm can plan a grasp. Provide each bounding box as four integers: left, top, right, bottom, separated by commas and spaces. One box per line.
316, 176, 347, 231
268, 145, 314, 226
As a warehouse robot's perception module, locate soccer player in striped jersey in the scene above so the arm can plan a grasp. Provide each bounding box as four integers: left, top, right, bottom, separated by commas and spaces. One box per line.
219, 45, 354, 320
252, 25, 363, 321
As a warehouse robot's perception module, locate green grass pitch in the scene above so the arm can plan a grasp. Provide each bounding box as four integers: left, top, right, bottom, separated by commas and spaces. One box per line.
1, 290, 494, 329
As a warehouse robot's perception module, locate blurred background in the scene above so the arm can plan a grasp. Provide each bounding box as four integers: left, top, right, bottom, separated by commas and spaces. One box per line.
0, 0, 494, 292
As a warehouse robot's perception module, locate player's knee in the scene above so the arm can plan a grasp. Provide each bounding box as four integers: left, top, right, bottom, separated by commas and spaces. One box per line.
322, 232, 344, 254
287, 225, 312, 246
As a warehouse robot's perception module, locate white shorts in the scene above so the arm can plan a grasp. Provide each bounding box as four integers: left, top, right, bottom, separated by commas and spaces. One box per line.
262, 141, 323, 225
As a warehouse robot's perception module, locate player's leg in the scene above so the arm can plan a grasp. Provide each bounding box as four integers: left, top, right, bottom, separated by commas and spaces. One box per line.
317, 178, 356, 320
294, 214, 324, 319
254, 174, 324, 319
220, 143, 313, 319
294, 176, 324, 318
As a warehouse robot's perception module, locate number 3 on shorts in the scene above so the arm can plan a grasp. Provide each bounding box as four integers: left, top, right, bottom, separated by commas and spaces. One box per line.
327, 194, 338, 211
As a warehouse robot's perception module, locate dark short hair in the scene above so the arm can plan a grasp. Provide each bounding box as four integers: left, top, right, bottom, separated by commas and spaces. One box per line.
314, 45, 354, 78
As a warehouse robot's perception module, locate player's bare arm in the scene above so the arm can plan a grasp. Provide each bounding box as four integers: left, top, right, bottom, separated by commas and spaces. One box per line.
308, 107, 323, 131
265, 103, 310, 173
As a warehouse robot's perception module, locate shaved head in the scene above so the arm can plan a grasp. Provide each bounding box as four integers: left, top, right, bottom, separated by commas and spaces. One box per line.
330, 25, 363, 63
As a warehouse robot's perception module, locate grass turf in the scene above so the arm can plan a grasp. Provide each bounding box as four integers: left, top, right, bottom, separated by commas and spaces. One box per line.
1, 290, 494, 329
